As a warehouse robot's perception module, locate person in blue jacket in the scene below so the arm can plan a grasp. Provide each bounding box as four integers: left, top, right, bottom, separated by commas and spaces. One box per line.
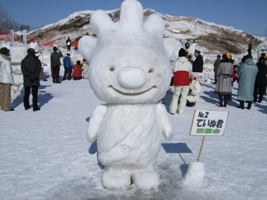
237, 54, 258, 110
63, 53, 73, 80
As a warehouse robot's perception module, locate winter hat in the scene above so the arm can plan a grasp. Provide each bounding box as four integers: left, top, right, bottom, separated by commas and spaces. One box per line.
27, 48, 35, 55
190, 73, 198, 81
246, 54, 252, 59
195, 49, 201, 54
0, 47, 10, 56
259, 56, 265, 63
226, 52, 231, 59
191, 73, 197, 79
179, 48, 187, 57
217, 55, 221, 58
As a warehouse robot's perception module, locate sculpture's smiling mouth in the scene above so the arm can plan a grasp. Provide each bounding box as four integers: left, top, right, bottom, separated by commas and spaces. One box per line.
109, 85, 156, 96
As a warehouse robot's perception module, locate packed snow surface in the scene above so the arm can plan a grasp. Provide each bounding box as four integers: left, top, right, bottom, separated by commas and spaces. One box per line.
1, 65, 267, 199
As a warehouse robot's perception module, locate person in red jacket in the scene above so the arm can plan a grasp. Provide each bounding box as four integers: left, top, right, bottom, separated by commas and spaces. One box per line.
231, 64, 238, 85
73, 38, 79, 53
169, 48, 192, 115
72, 60, 83, 80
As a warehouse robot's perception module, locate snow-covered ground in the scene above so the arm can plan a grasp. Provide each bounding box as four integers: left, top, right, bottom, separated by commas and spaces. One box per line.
0, 63, 267, 200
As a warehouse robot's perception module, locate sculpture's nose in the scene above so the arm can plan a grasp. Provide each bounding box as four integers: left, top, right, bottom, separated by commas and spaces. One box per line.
117, 67, 146, 89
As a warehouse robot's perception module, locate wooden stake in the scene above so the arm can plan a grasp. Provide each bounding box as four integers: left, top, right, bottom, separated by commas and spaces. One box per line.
197, 136, 206, 162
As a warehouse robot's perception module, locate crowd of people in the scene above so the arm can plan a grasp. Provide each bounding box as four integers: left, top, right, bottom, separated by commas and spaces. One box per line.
0, 42, 90, 112
213, 51, 267, 110
50, 46, 89, 83
168, 45, 267, 115
0, 41, 266, 113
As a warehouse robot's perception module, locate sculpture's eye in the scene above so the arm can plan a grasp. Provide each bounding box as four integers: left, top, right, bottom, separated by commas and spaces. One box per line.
110, 66, 115, 72
148, 69, 154, 73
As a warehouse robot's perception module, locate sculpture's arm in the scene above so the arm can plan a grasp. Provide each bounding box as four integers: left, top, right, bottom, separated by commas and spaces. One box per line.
156, 104, 173, 140
87, 104, 107, 143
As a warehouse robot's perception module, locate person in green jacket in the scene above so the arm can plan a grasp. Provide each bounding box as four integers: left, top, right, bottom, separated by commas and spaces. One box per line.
50, 46, 63, 83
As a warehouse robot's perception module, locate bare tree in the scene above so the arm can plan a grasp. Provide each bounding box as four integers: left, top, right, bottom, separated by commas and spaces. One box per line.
0, 4, 20, 32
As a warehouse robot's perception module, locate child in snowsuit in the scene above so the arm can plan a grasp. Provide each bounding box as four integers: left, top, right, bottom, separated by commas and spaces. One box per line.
72, 60, 83, 80
82, 59, 89, 79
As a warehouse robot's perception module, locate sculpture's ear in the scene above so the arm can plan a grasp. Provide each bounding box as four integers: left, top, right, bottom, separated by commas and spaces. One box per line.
163, 38, 180, 62
144, 14, 165, 38
91, 10, 117, 34
188, 42, 198, 60
78, 35, 97, 61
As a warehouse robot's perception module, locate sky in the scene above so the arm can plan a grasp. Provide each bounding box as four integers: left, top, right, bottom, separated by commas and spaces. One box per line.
1, 0, 267, 36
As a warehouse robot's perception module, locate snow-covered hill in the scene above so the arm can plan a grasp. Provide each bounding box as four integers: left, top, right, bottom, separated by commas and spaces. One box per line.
29, 9, 265, 55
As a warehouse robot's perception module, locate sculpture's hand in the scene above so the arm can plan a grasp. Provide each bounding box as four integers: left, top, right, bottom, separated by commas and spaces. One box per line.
157, 104, 173, 140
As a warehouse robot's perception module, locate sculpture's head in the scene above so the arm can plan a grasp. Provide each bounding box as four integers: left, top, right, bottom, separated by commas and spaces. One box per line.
79, 0, 172, 104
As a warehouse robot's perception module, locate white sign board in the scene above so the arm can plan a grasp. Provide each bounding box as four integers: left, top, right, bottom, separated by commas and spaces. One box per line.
193, 72, 204, 83
22, 30, 27, 45
190, 110, 229, 136
10, 30, 14, 46
205, 67, 213, 73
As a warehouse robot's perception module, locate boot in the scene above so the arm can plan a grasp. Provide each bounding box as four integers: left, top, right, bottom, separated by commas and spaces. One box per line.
219, 95, 223, 107
238, 101, 244, 109
253, 90, 257, 102
258, 95, 263, 103
223, 95, 228, 107
247, 101, 252, 110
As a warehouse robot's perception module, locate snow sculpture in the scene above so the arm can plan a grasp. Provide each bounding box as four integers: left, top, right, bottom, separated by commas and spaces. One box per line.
163, 38, 198, 62
79, 0, 173, 190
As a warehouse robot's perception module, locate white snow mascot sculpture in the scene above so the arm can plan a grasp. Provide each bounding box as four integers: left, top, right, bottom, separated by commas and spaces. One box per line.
79, 0, 173, 190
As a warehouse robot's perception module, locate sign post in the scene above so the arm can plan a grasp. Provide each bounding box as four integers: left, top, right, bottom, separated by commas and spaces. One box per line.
10, 30, 14, 46
184, 110, 229, 187
190, 110, 229, 161
197, 136, 206, 162
22, 30, 27, 45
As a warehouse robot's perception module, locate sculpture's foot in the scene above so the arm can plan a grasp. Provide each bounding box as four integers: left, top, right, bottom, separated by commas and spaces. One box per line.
133, 169, 160, 190
101, 168, 131, 189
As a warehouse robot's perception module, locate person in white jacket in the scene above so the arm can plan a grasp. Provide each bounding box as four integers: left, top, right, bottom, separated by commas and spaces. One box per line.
169, 48, 192, 114
186, 74, 202, 107
82, 58, 89, 79
0, 47, 14, 111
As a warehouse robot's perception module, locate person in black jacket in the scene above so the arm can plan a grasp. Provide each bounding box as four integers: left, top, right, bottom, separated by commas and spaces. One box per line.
254, 56, 267, 103
66, 37, 71, 51
21, 48, 41, 111
193, 49, 203, 72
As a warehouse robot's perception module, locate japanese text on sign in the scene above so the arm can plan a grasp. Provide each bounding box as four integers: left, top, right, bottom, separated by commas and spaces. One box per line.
190, 110, 229, 136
